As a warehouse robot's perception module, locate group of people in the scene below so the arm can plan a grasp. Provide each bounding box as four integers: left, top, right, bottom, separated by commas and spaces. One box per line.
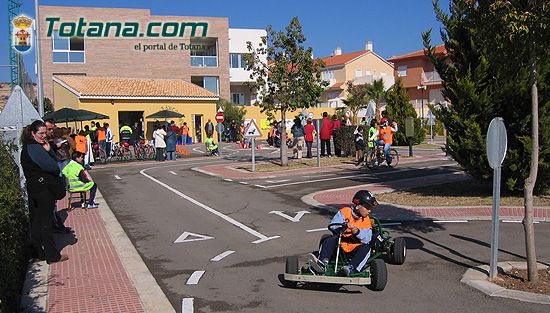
20, 119, 100, 264
354, 111, 398, 166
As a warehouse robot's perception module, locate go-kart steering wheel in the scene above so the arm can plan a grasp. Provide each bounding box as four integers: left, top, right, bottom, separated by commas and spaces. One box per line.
328, 223, 348, 236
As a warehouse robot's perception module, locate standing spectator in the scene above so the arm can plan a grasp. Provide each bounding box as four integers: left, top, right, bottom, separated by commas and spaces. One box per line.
62, 152, 99, 209
205, 119, 214, 138
89, 121, 98, 144
304, 118, 315, 158
354, 126, 366, 165
104, 123, 114, 159
230, 120, 238, 142
165, 126, 177, 160
84, 129, 95, 167
75, 130, 87, 155
195, 125, 202, 143
20, 120, 69, 264
332, 115, 342, 157
320, 112, 333, 157
153, 125, 167, 161
96, 124, 106, 160
267, 122, 275, 146
290, 117, 305, 159
181, 122, 189, 145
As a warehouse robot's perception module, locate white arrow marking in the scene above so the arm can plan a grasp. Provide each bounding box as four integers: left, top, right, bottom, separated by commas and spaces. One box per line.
306, 228, 327, 233
174, 232, 214, 243
269, 210, 310, 222
114, 175, 122, 180
186, 271, 205, 285
210, 250, 235, 262
169, 171, 178, 175
182, 298, 194, 313
265, 179, 290, 183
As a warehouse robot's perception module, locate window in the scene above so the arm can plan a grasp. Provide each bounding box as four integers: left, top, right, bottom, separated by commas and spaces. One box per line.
191, 38, 218, 67
355, 69, 362, 78
230, 53, 248, 69
397, 65, 407, 77
321, 70, 334, 81
191, 76, 219, 94
328, 92, 340, 100
231, 93, 245, 105
365, 69, 372, 76
52, 31, 85, 63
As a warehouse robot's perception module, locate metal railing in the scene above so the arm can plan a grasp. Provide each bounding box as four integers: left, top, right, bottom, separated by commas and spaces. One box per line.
422, 71, 442, 84
191, 56, 218, 67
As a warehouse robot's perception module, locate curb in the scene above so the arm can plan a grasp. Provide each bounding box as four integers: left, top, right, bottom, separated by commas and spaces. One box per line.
461, 261, 550, 304
20, 260, 49, 312
96, 188, 176, 313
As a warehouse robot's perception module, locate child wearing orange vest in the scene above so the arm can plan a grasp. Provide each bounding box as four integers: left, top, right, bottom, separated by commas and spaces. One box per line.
369, 117, 397, 165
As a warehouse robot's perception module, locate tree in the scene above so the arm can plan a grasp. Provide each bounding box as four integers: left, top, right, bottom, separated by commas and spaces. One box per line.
246, 17, 327, 166
217, 99, 247, 135
32, 97, 54, 114
367, 78, 386, 119
342, 81, 369, 125
385, 79, 425, 145
425, 0, 550, 282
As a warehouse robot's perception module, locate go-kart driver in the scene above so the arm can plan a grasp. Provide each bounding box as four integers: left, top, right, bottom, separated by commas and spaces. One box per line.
308, 190, 378, 276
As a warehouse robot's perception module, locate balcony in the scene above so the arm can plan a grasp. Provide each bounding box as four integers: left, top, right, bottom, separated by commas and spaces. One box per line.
191, 56, 218, 67
422, 71, 442, 85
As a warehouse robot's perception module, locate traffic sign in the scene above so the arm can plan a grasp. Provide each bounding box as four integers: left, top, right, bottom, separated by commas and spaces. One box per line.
427, 110, 436, 126
215, 122, 224, 133
308, 112, 314, 119
215, 112, 224, 123
486, 117, 507, 169
243, 119, 262, 137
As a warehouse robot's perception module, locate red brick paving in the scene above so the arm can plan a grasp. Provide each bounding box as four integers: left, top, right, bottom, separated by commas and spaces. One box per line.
48, 198, 145, 313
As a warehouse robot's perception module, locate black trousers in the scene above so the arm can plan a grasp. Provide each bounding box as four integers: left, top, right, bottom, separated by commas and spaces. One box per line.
320, 139, 331, 156
155, 147, 165, 161
29, 190, 61, 262
306, 140, 313, 158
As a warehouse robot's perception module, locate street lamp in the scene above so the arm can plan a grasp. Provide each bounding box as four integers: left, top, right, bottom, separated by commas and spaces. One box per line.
417, 84, 427, 125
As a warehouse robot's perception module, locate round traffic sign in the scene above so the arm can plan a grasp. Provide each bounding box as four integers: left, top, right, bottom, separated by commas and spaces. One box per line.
486, 117, 507, 169
215, 112, 224, 123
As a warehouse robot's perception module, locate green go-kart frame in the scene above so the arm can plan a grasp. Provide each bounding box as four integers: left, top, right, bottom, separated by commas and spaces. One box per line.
282, 215, 406, 291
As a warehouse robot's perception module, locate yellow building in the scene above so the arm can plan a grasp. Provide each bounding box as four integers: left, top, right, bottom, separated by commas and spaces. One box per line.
318, 43, 395, 109
52, 75, 218, 142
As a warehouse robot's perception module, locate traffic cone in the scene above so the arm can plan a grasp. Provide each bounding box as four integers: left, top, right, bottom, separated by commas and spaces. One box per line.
257, 144, 262, 152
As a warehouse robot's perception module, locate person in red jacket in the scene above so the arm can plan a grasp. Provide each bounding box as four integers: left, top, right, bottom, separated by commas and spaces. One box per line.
304, 118, 315, 158
331, 114, 342, 156
320, 112, 333, 157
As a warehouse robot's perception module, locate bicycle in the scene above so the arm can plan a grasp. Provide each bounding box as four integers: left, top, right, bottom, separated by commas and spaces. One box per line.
364, 142, 399, 169
113, 141, 132, 161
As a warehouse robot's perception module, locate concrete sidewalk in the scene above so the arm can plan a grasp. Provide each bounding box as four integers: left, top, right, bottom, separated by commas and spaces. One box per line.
301, 172, 550, 222
21, 189, 174, 313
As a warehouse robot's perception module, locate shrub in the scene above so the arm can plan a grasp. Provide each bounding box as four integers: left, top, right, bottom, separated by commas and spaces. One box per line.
0, 139, 28, 313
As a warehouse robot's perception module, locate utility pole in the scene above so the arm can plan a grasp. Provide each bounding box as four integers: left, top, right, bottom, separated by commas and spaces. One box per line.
417, 84, 427, 126
34, 0, 44, 116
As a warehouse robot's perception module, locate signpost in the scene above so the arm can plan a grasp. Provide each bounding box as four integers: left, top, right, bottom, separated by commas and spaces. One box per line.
243, 119, 262, 172
215, 108, 224, 156
486, 117, 508, 279
405, 117, 414, 157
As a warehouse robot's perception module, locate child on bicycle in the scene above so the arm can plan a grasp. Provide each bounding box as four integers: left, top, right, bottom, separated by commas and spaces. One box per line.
369, 118, 397, 165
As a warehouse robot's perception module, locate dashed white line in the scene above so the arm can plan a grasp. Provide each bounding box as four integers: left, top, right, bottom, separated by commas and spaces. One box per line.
303, 173, 336, 178
503, 220, 539, 224
169, 171, 178, 175
254, 184, 267, 188
182, 298, 194, 313
433, 220, 468, 223
114, 175, 122, 180
210, 250, 235, 262
306, 228, 327, 233
186, 270, 205, 285
265, 179, 290, 183
239, 181, 249, 185
224, 178, 233, 182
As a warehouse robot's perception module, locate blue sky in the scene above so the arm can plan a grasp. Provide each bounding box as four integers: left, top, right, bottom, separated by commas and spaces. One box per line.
1, 0, 450, 82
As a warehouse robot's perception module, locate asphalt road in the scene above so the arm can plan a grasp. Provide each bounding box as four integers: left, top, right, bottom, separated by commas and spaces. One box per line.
91, 150, 550, 313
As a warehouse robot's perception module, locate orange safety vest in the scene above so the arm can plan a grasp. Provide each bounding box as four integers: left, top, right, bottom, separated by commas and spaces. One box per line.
339, 207, 372, 253
379, 126, 393, 145
75, 135, 87, 153
181, 126, 189, 136
97, 128, 106, 141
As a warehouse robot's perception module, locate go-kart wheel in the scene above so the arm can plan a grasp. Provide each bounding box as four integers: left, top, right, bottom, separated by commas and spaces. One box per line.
389, 237, 406, 265
283, 256, 299, 288
368, 259, 387, 291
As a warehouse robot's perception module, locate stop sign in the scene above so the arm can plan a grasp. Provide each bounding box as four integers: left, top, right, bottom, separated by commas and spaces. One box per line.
215, 112, 224, 123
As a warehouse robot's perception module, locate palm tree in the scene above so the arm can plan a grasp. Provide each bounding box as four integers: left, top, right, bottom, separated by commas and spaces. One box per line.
367, 78, 386, 119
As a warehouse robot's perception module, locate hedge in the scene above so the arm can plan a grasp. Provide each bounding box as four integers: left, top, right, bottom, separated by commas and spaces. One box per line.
0, 139, 29, 313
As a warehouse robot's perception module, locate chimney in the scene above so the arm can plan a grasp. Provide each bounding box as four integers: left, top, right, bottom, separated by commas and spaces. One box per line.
334, 47, 342, 56
366, 41, 373, 51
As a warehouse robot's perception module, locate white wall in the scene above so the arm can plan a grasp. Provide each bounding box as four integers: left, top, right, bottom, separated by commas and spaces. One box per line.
229, 28, 267, 83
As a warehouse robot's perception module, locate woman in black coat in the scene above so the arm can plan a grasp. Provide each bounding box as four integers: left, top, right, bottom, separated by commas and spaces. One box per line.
20, 120, 68, 264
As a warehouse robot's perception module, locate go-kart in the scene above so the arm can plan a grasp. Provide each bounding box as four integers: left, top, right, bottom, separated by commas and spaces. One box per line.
283, 215, 406, 291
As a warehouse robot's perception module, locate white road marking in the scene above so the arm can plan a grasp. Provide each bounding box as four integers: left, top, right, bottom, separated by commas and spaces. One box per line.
265, 179, 290, 183
182, 298, 194, 313
192, 147, 205, 154
239, 181, 249, 185
302, 173, 337, 178
269, 210, 310, 222
140, 168, 280, 244
224, 178, 233, 182
210, 250, 235, 262
169, 171, 178, 175
174, 232, 214, 243
114, 175, 122, 180
186, 271, 205, 285
306, 228, 327, 233
503, 220, 539, 224
381, 222, 402, 226
433, 220, 468, 223
254, 184, 267, 188
261, 165, 452, 189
